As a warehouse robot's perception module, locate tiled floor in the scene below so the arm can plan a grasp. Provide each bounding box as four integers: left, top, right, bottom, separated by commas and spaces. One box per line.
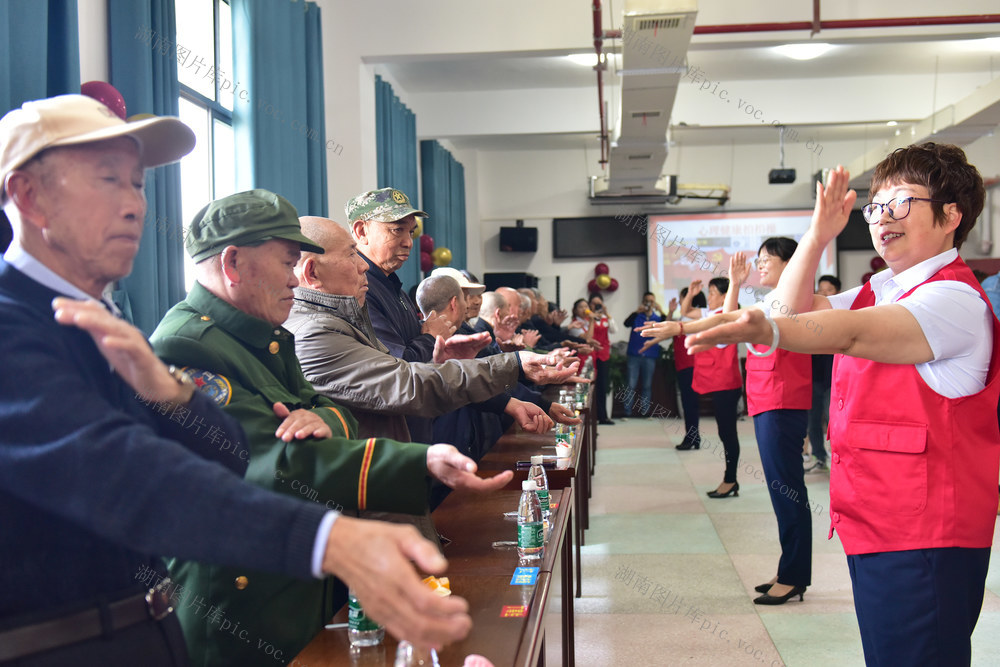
560, 416, 1000, 666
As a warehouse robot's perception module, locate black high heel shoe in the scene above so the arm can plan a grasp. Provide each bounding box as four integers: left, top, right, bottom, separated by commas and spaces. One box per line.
753, 585, 806, 605
675, 440, 700, 450
706, 482, 739, 498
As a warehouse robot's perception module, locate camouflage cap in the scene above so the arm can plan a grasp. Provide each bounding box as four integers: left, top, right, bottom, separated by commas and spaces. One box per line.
345, 187, 427, 223
186, 189, 324, 262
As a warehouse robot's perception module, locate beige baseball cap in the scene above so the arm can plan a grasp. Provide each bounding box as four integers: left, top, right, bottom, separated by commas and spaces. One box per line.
0, 94, 196, 203
430, 267, 485, 295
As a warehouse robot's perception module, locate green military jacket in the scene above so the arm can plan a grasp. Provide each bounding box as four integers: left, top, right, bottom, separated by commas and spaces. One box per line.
150, 282, 431, 667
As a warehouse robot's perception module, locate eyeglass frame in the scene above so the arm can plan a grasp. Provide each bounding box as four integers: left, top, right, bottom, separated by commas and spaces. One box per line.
861, 196, 952, 225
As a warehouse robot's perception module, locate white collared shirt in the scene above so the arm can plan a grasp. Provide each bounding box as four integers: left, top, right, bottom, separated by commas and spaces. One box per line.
827, 248, 992, 398
3, 240, 121, 315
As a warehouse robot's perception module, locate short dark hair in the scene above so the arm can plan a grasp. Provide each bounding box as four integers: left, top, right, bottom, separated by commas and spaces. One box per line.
708, 277, 729, 294
870, 142, 985, 250
818, 274, 841, 291
758, 237, 797, 262
643, 291, 654, 298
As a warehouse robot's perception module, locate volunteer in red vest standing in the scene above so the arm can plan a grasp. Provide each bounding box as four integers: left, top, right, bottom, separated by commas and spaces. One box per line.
678, 277, 743, 498
725, 242, 813, 606
569, 294, 617, 425
681, 145, 999, 666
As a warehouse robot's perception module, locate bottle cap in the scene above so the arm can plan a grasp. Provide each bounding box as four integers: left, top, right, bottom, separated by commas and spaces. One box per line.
522, 480, 537, 491
531, 455, 543, 465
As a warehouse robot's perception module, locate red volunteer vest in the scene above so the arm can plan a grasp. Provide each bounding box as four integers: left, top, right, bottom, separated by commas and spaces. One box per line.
673, 334, 694, 371
592, 315, 611, 361
745, 346, 812, 415
828, 257, 1000, 555
692, 343, 742, 394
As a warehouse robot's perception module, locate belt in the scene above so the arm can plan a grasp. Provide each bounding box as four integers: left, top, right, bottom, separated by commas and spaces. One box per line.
0, 579, 175, 663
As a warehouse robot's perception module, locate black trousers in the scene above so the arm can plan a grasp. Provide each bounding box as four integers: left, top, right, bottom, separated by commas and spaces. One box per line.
754, 409, 811, 587
676, 367, 700, 445
3, 614, 190, 667
847, 547, 990, 666
594, 357, 610, 422
708, 388, 741, 483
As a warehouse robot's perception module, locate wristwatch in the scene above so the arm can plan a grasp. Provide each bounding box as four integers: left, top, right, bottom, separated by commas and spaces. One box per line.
166, 365, 197, 405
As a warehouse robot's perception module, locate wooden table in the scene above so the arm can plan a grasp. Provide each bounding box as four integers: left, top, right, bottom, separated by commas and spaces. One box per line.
292, 573, 552, 667
292, 487, 575, 667
477, 400, 590, 600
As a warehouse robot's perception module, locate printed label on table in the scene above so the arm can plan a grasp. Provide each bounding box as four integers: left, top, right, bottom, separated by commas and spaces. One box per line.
500, 605, 527, 618
510, 567, 539, 586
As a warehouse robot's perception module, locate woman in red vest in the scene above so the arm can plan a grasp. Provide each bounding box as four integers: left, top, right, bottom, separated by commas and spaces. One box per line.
677, 277, 743, 497
725, 241, 813, 606
683, 145, 999, 666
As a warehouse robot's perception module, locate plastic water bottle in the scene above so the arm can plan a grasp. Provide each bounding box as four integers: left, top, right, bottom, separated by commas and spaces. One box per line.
394, 640, 440, 666
517, 480, 544, 560
555, 423, 572, 448
528, 454, 550, 528
348, 588, 384, 647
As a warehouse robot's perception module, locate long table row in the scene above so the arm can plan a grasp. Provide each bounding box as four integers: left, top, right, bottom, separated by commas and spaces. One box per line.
293, 384, 596, 666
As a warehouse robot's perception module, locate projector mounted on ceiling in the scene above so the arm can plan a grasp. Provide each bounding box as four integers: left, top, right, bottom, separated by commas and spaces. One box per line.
769, 126, 795, 184
769, 168, 796, 184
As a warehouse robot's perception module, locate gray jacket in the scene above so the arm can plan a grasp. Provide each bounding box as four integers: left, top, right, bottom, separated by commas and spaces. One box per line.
285, 287, 519, 442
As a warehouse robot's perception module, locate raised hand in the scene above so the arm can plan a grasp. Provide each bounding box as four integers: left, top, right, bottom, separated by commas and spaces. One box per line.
422, 310, 456, 340
811, 165, 857, 244
493, 313, 520, 343
52, 298, 189, 404
729, 251, 751, 286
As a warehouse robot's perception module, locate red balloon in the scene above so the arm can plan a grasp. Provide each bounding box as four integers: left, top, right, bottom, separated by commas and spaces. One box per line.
81, 81, 127, 120
861, 271, 874, 284
607, 278, 619, 292
870, 256, 886, 271
587, 279, 599, 293
420, 251, 433, 273
420, 235, 434, 253
594, 263, 609, 276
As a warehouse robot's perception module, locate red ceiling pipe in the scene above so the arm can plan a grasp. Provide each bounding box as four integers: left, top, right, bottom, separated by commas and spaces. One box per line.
694, 14, 1000, 35
594, 0, 608, 167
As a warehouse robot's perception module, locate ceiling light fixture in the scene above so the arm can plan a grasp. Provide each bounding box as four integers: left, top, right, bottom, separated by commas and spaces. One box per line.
886, 121, 898, 127
773, 43, 835, 61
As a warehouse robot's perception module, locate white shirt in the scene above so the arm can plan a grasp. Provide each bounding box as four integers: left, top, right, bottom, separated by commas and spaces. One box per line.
3, 240, 340, 578
827, 248, 992, 398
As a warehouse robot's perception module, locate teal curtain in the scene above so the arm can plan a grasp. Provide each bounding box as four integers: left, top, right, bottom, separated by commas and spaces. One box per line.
420, 140, 466, 271
1, 0, 79, 254
231, 0, 328, 218
0, 0, 79, 112
375, 75, 420, 289
108, 0, 185, 334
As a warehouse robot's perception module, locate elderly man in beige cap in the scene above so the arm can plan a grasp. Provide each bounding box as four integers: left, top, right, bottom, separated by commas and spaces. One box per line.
0, 95, 470, 666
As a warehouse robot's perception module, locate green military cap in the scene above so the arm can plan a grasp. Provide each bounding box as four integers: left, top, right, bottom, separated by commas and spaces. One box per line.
345, 187, 427, 223
186, 189, 324, 262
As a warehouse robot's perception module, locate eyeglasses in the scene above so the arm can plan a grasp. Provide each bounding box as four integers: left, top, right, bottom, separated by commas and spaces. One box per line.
861, 196, 950, 225
754, 256, 773, 268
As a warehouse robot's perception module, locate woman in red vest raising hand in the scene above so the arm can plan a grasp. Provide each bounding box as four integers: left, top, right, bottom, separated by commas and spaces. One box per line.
724, 244, 813, 606
677, 277, 744, 498
683, 145, 999, 666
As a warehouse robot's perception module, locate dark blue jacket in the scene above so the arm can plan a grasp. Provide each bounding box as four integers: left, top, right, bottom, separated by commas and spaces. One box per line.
0, 261, 326, 624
